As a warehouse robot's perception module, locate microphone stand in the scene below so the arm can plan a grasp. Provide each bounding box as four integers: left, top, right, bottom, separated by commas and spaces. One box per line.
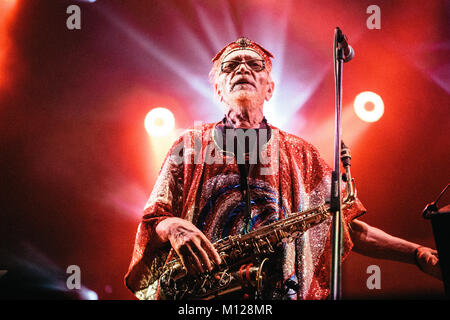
329, 27, 353, 300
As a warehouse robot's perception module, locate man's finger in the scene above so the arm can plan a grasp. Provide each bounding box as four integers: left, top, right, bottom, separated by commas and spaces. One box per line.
185, 243, 204, 273
199, 235, 222, 266
178, 245, 202, 275
192, 239, 213, 271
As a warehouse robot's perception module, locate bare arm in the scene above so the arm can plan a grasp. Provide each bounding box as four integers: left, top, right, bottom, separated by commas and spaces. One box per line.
350, 219, 441, 279
350, 219, 419, 264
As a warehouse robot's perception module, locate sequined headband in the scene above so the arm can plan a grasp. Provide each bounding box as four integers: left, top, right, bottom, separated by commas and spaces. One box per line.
212, 37, 274, 72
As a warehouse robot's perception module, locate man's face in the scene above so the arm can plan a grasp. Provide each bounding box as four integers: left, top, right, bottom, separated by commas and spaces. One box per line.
215, 49, 274, 108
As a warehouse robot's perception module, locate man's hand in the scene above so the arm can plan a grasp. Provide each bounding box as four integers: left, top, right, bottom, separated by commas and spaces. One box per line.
415, 246, 442, 280
156, 217, 222, 275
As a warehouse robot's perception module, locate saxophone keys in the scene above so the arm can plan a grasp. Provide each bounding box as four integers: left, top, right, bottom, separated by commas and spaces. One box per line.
290, 231, 301, 239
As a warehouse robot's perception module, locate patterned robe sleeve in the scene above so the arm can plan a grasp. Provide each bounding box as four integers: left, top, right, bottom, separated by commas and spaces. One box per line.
299, 139, 367, 299
282, 133, 366, 299
124, 136, 185, 300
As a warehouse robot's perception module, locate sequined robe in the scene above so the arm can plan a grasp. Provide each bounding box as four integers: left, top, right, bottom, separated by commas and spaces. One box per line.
124, 121, 366, 300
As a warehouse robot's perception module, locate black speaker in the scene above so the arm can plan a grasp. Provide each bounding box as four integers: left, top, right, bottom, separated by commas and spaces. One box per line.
424, 204, 450, 296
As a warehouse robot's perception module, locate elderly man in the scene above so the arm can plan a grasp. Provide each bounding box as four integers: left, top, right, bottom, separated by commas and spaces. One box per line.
125, 37, 441, 300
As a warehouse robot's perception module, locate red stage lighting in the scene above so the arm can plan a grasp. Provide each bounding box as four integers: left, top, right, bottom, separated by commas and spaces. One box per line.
353, 91, 384, 123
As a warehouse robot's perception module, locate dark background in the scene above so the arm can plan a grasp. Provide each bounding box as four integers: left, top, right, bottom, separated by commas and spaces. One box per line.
0, 0, 449, 299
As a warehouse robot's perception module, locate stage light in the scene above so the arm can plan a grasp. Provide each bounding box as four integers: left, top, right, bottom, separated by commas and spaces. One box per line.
144, 107, 175, 137
353, 91, 384, 123
79, 288, 98, 300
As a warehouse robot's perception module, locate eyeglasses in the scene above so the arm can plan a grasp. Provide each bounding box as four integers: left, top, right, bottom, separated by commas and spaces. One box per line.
220, 59, 265, 73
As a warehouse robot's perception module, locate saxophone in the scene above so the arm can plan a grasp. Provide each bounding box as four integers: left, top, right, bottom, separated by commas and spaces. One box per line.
158, 202, 354, 300
158, 143, 357, 300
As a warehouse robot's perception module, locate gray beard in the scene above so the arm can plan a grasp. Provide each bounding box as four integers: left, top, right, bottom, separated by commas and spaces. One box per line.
229, 90, 262, 111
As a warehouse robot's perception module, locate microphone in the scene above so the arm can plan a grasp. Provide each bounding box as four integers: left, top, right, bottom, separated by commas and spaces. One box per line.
336, 27, 355, 62
422, 183, 450, 219
422, 202, 438, 219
